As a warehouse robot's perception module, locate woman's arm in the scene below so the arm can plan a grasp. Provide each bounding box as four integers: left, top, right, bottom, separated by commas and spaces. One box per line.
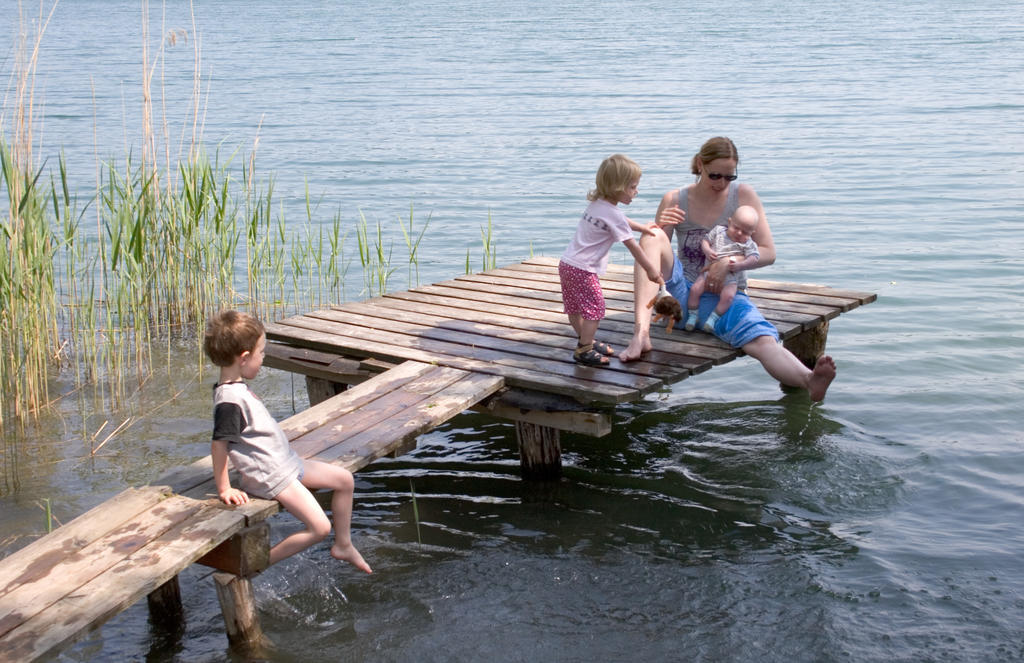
654, 189, 684, 242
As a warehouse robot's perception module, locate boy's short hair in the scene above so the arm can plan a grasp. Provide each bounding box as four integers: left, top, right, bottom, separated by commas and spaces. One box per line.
588, 154, 642, 202
204, 310, 265, 367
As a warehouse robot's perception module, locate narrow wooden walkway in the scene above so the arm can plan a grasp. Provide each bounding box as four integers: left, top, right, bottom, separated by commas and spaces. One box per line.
0, 362, 502, 662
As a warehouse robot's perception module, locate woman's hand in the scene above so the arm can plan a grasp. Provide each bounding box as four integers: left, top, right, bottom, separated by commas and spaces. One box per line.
704, 258, 731, 294
657, 205, 684, 227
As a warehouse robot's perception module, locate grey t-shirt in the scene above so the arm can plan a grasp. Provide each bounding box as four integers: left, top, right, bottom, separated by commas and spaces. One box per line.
212, 382, 303, 499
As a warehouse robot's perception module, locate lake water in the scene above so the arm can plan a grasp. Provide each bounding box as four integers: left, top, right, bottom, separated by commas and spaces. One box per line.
3, 0, 1024, 661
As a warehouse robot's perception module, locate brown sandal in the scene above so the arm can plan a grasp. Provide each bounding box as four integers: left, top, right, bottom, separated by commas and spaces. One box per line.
574, 344, 610, 367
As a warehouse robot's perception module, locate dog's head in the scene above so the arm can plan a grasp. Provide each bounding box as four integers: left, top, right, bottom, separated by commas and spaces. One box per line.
651, 295, 682, 333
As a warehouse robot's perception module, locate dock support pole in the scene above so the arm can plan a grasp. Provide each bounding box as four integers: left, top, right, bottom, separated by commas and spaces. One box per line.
306, 376, 344, 406
147, 576, 184, 630
516, 421, 561, 480
784, 319, 830, 370
213, 572, 268, 653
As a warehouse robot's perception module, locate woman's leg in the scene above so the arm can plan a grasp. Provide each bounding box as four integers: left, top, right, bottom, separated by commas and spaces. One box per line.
621, 227, 676, 362
300, 460, 372, 573
742, 336, 836, 402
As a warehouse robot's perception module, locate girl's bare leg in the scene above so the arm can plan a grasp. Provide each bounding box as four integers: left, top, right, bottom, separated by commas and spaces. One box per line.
301, 460, 372, 573
742, 336, 836, 402
621, 227, 676, 362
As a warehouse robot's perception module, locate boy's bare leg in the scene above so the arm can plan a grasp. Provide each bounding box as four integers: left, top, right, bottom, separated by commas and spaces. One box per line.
621, 227, 675, 362
301, 460, 372, 573
270, 481, 332, 565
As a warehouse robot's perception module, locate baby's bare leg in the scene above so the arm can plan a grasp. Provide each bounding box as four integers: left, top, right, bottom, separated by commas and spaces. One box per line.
688, 273, 706, 309
715, 283, 737, 314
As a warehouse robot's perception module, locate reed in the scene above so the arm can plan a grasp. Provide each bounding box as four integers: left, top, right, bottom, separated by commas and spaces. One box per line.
1, 3, 493, 432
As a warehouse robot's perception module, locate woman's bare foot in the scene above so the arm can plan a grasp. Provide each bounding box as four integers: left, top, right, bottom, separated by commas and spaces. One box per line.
807, 355, 836, 402
619, 333, 652, 362
332, 542, 373, 574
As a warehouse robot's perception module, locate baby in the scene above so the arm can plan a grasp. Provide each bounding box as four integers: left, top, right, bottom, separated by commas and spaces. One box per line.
684, 205, 761, 333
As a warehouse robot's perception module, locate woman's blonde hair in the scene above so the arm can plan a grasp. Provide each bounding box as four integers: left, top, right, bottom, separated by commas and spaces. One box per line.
203, 309, 265, 367
588, 154, 642, 202
690, 136, 739, 177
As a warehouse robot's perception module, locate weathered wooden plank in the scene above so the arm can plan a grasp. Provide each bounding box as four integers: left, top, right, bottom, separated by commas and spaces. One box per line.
0, 494, 205, 639
395, 286, 734, 362
371, 293, 722, 369
316, 372, 505, 470
301, 308, 666, 393
266, 318, 647, 403
288, 366, 472, 459
0, 486, 170, 600
262, 343, 374, 383
280, 360, 438, 440
748, 278, 877, 305
334, 301, 687, 381
0, 504, 245, 663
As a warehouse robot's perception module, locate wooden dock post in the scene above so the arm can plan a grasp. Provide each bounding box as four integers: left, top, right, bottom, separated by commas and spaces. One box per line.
198, 522, 272, 652
146, 576, 184, 631
516, 421, 561, 480
213, 572, 269, 653
783, 319, 829, 370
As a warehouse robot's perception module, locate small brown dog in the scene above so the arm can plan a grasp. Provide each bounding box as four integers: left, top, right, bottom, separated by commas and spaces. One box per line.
647, 285, 682, 333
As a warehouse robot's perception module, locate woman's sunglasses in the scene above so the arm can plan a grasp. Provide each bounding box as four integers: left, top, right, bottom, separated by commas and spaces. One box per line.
706, 172, 738, 182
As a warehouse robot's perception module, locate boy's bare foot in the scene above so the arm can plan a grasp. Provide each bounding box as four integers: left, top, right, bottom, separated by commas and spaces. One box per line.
619, 334, 651, 362
332, 543, 372, 574
807, 355, 836, 402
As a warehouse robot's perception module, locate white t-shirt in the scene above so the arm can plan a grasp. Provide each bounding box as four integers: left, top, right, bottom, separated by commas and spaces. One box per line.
560, 199, 633, 275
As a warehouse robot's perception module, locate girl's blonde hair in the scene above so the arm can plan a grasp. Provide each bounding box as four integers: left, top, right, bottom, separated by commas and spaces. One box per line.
588, 154, 642, 202
690, 136, 739, 177
203, 309, 265, 367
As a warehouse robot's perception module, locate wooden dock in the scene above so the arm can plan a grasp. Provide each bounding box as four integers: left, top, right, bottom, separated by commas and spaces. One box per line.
0, 257, 874, 660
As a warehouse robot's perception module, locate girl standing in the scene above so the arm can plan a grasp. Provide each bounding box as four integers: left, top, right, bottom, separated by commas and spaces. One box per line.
559, 154, 663, 366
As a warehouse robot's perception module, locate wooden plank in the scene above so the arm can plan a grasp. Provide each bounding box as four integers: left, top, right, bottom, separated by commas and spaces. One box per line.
316, 371, 505, 470
262, 343, 373, 383
373, 293, 721, 369
0, 494, 206, 640
335, 301, 686, 381
393, 286, 733, 363
266, 318, 647, 403
0, 486, 170, 600
279, 360, 438, 440
0, 504, 245, 663
288, 365, 473, 459
298, 308, 665, 393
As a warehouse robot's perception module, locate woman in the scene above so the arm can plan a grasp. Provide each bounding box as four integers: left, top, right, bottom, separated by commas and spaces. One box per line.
619, 137, 836, 401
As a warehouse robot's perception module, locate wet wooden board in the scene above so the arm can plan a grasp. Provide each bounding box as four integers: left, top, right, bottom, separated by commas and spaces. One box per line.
266, 258, 875, 407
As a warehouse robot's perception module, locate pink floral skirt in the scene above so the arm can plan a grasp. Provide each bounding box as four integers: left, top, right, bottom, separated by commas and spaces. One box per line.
559, 261, 605, 321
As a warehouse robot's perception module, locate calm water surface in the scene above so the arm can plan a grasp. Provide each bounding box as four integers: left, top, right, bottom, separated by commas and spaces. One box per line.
2, 1, 1023, 661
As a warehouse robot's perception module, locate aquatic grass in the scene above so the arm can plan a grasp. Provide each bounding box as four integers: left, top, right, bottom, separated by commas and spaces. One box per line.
409, 478, 422, 544
398, 203, 430, 288
356, 210, 396, 297
480, 211, 497, 271
1, 2, 498, 432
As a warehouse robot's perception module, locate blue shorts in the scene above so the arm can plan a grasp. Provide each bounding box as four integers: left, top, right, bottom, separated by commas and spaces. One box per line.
664, 258, 779, 348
